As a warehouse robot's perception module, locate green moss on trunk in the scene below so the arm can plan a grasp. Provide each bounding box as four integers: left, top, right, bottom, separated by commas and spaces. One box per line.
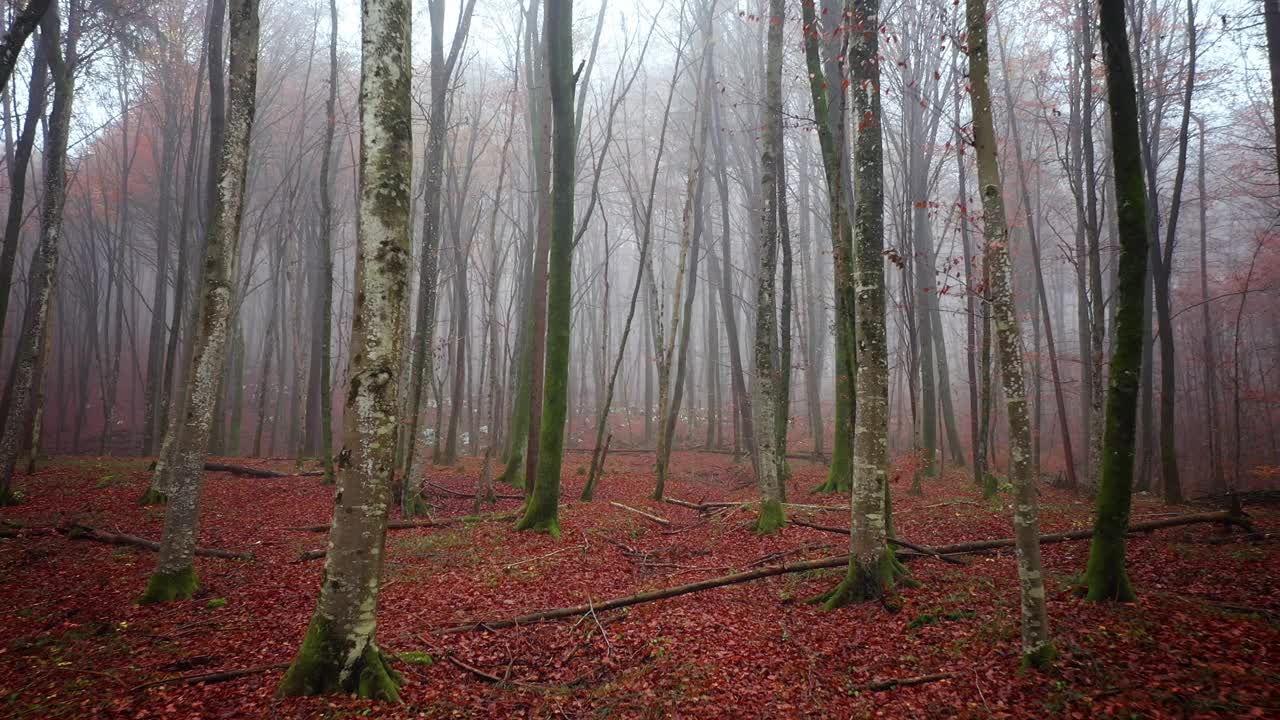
820, 547, 904, 610
277, 615, 402, 701
137, 487, 168, 505
1023, 642, 1058, 670
812, 356, 852, 494
755, 498, 785, 535
139, 565, 198, 604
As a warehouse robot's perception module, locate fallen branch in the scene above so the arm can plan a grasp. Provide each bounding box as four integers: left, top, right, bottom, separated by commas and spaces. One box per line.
441, 553, 853, 633
792, 511, 1252, 555
131, 663, 289, 692
281, 518, 459, 533
442, 511, 1252, 633
609, 502, 671, 527
204, 462, 322, 478
58, 524, 253, 560
423, 479, 523, 501
857, 671, 957, 692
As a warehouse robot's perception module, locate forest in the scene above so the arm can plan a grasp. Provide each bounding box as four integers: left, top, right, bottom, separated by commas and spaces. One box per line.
0, 0, 1277, 716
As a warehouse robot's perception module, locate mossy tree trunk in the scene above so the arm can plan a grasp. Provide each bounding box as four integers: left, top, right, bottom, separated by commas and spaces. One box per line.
822, 0, 906, 607
277, 0, 412, 701
802, 0, 855, 495
752, 0, 785, 535
965, 0, 1054, 666
142, 0, 260, 605
0, 5, 71, 507
517, 0, 575, 535
315, 0, 339, 486
1083, 0, 1153, 604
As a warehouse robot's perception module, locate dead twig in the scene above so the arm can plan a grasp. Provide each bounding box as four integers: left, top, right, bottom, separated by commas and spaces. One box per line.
857, 671, 957, 692
131, 663, 289, 692
609, 501, 671, 526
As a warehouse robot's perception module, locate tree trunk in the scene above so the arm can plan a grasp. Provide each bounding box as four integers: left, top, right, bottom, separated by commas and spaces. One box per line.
276, 0, 411, 700
0, 24, 47, 365
966, 0, 1053, 666
822, 0, 906, 607
516, 0, 575, 535
141, 0, 260, 604
802, 0, 856, 495
0, 6, 72, 507
751, 0, 785, 534
1083, 0, 1153, 604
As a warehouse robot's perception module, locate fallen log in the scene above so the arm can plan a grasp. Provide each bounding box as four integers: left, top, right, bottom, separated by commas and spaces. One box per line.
58, 524, 253, 560
204, 462, 322, 478
131, 663, 289, 692
441, 510, 1252, 633
609, 502, 671, 527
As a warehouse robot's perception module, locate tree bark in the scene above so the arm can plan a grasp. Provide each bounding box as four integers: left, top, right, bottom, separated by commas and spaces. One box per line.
141, 0, 260, 603
965, 0, 1053, 665
516, 0, 575, 535
0, 6, 71, 506
277, 0, 412, 701
1084, 0, 1157, 604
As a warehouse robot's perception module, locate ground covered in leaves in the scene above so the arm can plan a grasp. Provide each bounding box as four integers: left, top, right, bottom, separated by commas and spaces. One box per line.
0, 451, 1276, 719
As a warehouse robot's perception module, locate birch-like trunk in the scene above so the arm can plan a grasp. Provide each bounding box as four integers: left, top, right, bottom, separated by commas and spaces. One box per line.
751, 0, 784, 534
965, 0, 1053, 666
277, 0, 412, 700
141, 0, 260, 604
822, 0, 906, 607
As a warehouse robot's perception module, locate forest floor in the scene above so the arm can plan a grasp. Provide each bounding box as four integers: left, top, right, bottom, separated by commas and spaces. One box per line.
0, 451, 1276, 719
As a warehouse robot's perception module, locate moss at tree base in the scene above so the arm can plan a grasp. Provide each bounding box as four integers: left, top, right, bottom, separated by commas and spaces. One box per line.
277, 615, 403, 701
811, 456, 851, 495
1022, 642, 1057, 670
0, 488, 23, 507
820, 547, 911, 610
755, 498, 785, 535
400, 493, 430, 519
137, 487, 168, 506
515, 502, 561, 539
140, 565, 199, 604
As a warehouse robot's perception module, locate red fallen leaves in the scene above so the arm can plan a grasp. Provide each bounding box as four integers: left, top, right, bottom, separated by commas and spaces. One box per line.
0, 453, 1276, 718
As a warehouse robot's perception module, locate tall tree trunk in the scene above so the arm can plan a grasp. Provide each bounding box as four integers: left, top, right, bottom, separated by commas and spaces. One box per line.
402, 0, 478, 511
517, 0, 575, 535
1083, 0, 1153, 604
822, 0, 906, 606
0, 6, 70, 506
752, 0, 785, 534
802, 0, 856, 494
966, 0, 1053, 665
0, 23, 47, 357
141, 0, 260, 603
1193, 114, 1221, 493
1148, 0, 1197, 505
277, 0, 411, 700
311, 0, 339, 484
